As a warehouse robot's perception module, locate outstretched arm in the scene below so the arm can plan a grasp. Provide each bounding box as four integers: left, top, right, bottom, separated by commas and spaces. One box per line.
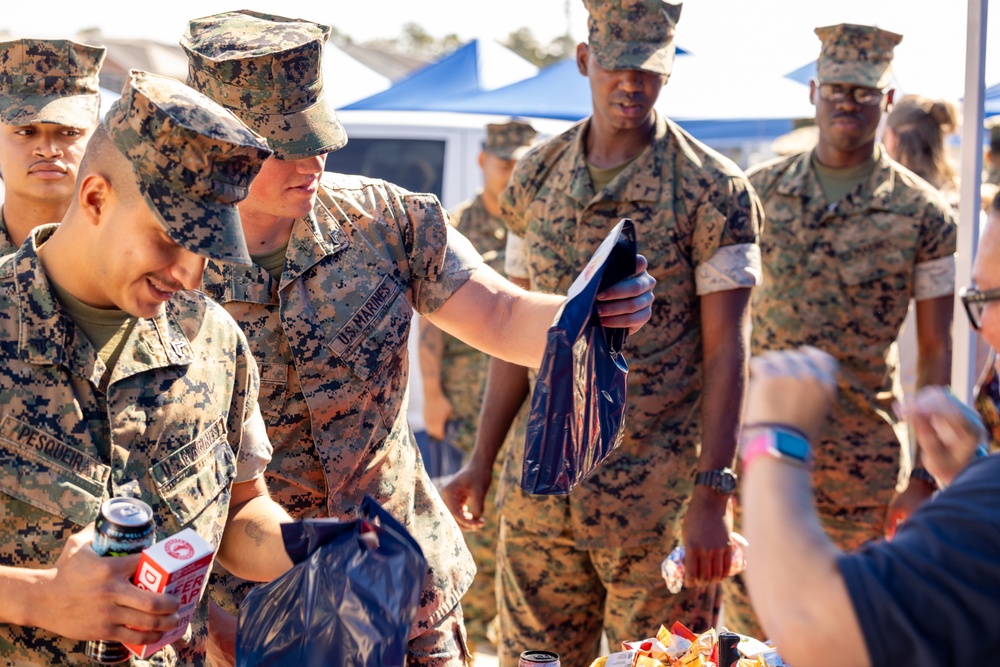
427, 256, 654, 368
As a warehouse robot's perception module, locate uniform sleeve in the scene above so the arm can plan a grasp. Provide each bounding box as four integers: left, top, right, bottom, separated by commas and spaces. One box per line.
499, 161, 532, 239
231, 344, 272, 483
915, 197, 958, 266
398, 191, 483, 315
691, 174, 763, 294
837, 456, 1000, 667
504, 232, 529, 280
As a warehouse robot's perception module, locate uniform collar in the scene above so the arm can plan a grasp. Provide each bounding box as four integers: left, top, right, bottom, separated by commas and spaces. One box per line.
203, 183, 350, 304
549, 112, 668, 207
775, 146, 899, 214
282, 187, 350, 289
0, 207, 18, 257
13, 225, 194, 385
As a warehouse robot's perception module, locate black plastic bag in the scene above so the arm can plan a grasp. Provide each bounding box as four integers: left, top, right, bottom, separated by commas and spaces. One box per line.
520, 218, 637, 495
236, 496, 427, 667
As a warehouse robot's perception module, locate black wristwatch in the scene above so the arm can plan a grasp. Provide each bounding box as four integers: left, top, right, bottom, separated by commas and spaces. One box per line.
694, 467, 738, 495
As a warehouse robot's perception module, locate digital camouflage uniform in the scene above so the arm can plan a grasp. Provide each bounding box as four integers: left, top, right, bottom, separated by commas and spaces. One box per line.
0, 39, 106, 257
722, 24, 959, 639
0, 71, 274, 666
437, 120, 537, 647
182, 12, 480, 664
0, 210, 17, 256
498, 105, 762, 663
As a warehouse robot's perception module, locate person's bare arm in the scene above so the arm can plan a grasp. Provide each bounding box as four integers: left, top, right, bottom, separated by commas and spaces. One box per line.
426, 257, 654, 368
887, 294, 955, 535
914, 295, 953, 389
418, 317, 452, 440
439, 275, 532, 529
0, 524, 180, 643
216, 476, 293, 582
682, 287, 750, 584
740, 348, 870, 667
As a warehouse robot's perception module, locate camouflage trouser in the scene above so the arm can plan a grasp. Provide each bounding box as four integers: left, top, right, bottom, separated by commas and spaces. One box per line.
408, 602, 474, 667
461, 461, 502, 649
496, 517, 720, 667
721, 505, 885, 639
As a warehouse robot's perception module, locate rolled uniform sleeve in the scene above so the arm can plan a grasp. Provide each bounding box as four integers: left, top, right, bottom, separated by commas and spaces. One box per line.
692, 175, 763, 295
234, 402, 271, 483
399, 191, 483, 314
230, 340, 272, 484
913, 198, 958, 301
504, 232, 529, 280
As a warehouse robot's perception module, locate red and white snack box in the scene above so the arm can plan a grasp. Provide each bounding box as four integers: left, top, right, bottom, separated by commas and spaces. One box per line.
123, 528, 215, 660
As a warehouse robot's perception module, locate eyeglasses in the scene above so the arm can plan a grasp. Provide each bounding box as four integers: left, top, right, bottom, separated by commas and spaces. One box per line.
960, 285, 1000, 330
816, 83, 886, 107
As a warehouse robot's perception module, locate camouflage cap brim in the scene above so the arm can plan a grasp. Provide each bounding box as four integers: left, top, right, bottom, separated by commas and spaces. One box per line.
138, 181, 251, 265
590, 40, 677, 76
236, 94, 347, 160
487, 145, 531, 160
817, 61, 893, 89
0, 91, 101, 127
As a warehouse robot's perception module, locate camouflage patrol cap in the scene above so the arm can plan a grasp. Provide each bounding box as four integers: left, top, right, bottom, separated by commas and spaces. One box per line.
815, 23, 903, 89
485, 120, 537, 160
181, 10, 346, 160
103, 70, 272, 266
583, 0, 683, 76
0, 39, 106, 127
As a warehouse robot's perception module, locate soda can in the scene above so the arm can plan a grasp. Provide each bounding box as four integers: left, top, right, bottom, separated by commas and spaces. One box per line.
519, 650, 560, 666
85, 497, 156, 664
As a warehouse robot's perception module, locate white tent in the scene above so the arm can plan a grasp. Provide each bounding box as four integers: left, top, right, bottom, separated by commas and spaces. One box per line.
323, 42, 392, 109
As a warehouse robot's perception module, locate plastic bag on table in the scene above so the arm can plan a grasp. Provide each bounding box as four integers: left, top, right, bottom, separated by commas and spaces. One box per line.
520, 218, 637, 495
236, 495, 427, 667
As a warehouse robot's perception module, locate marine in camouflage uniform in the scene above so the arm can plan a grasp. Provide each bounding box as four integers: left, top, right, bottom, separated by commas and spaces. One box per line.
0, 71, 282, 666
0, 38, 106, 254
418, 120, 538, 649
436, 2, 762, 664
723, 24, 958, 639
184, 12, 551, 666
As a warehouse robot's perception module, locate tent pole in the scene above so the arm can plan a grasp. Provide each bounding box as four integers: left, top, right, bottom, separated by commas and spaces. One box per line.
954, 0, 988, 404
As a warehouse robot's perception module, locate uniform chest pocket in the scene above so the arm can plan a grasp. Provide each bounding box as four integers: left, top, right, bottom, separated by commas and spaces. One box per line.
0, 416, 108, 527
150, 419, 235, 527
258, 363, 289, 426
327, 276, 412, 382
836, 247, 911, 329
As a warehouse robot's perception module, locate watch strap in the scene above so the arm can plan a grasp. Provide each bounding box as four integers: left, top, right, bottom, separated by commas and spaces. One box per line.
740, 427, 814, 471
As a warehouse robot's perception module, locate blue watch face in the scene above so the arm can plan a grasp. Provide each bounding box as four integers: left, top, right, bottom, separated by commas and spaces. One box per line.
775, 431, 810, 461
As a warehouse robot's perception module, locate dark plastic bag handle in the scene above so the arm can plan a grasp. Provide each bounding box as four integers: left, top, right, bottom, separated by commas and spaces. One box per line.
595, 219, 637, 355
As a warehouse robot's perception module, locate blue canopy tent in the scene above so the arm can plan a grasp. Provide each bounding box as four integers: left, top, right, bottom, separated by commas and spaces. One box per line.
342, 39, 536, 112
986, 81, 1000, 117
419, 49, 809, 146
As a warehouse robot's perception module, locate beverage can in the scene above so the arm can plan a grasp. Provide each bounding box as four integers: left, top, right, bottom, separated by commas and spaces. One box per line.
85, 498, 156, 664
519, 650, 561, 666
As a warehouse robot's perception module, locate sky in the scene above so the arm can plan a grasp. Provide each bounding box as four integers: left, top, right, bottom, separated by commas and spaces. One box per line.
1, 0, 997, 102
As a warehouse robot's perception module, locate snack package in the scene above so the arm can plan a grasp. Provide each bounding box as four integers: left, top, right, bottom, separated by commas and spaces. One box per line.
124, 528, 214, 659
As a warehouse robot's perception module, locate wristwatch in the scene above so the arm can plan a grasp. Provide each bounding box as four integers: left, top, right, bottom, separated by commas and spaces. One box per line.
694, 467, 738, 495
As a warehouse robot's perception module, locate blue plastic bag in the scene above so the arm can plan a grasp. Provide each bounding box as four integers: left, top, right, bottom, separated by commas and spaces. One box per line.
236, 496, 427, 667
520, 218, 636, 495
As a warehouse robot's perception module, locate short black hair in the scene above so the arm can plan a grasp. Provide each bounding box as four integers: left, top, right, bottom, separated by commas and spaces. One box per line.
993, 188, 1000, 214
